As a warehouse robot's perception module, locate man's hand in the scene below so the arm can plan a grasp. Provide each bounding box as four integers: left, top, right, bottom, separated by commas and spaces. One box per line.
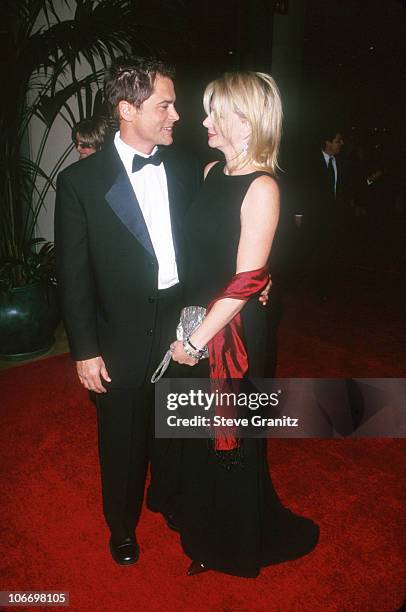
76, 356, 111, 393
170, 340, 198, 366
259, 274, 272, 306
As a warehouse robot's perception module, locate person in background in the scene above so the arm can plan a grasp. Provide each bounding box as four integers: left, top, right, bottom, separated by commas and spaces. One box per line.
72, 116, 111, 159
294, 126, 348, 301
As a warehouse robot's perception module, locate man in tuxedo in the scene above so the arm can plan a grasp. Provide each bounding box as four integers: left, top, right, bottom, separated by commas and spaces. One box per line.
294, 128, 347, 300
55, 56, 200, 565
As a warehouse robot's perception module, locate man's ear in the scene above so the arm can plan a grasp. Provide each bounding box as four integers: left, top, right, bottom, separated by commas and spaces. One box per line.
118, 100, 135, 122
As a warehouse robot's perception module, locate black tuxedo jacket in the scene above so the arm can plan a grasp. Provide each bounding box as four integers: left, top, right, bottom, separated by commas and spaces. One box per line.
297, 150, 349, 233
55, 143, 200, 387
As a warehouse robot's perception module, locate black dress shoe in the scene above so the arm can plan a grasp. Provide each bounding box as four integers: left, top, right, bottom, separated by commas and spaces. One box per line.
109, 537, 139, 565
187, 561, 210, 576
164, 513, 180, 533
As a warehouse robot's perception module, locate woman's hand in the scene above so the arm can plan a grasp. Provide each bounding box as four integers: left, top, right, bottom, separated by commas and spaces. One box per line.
171, 340, 198, 366
259, 274, 272, 306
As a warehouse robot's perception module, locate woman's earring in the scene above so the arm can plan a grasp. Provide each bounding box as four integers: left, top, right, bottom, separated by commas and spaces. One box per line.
241, 141, 248, 156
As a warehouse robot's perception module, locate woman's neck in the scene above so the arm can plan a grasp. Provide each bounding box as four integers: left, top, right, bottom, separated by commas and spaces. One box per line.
222, 145, 256, 175
223, 160, 256, 176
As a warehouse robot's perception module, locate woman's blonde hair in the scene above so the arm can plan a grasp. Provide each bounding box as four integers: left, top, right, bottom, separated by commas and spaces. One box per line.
203, 71, 283, 174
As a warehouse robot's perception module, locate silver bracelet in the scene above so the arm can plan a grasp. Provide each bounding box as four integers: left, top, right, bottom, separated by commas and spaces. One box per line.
183, 337, 206, 360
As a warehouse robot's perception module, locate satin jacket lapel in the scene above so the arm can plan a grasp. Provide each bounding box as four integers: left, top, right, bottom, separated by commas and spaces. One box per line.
104, 146, 155, 257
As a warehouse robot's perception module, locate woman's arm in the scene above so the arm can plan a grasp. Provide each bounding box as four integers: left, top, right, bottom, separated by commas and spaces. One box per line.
172, 175, 279, 363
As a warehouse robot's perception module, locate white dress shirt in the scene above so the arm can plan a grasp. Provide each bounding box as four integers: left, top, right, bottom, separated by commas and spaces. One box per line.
114, 132, 179, 289
322, 149, 337, 195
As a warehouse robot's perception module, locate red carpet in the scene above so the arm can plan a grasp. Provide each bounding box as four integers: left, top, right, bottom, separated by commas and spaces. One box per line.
1, 354, 405, 612
275, 268, 406, 378
1, 221, 405, 610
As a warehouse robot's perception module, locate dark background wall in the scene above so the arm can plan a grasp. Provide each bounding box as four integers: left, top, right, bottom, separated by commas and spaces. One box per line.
129, 0, 276, 160
129, 0, 406, 165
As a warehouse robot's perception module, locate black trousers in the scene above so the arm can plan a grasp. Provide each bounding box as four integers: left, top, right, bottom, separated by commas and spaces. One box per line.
95, 284, 182, 542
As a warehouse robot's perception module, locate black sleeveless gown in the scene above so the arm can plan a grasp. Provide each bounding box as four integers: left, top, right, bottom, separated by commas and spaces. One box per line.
150, 162, 319, 577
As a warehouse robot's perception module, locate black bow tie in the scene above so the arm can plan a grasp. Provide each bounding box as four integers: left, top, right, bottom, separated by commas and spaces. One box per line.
132, 150, 162, 173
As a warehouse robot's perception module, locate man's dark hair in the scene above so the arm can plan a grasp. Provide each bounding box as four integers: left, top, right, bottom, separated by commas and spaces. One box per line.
320, 129, 341, 146
72, 116, 111, 150
104, 56, 175, 121
318, 121, 343, 147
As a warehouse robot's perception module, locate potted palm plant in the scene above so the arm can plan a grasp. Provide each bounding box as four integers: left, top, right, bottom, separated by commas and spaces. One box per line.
0, 0, 149, 359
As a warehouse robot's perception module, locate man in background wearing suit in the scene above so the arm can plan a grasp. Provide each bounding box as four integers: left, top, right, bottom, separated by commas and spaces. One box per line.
55, 57, 200, 566
294, 128, 346, 300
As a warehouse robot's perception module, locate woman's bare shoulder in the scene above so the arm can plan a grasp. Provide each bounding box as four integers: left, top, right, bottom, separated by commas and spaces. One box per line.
242, 174, 280, 213
249, 173, 279, 196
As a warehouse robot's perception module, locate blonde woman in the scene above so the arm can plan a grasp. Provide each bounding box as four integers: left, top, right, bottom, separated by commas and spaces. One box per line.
150, 71, 319, 577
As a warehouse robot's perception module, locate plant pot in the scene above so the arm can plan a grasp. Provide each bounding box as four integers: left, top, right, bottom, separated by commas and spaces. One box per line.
0, 282, 60, 361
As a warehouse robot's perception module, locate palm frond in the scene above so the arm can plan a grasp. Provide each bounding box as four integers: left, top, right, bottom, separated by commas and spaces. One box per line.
1, 0, 157, 289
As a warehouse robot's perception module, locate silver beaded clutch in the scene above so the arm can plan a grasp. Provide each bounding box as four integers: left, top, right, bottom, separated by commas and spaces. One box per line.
150, 305, 208, 383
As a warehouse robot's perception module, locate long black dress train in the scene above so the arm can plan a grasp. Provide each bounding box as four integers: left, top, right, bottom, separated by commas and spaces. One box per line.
149, 162, 319, 577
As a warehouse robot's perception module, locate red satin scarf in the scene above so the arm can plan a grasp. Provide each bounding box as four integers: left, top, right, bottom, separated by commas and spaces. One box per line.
207, 267, 269, 450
